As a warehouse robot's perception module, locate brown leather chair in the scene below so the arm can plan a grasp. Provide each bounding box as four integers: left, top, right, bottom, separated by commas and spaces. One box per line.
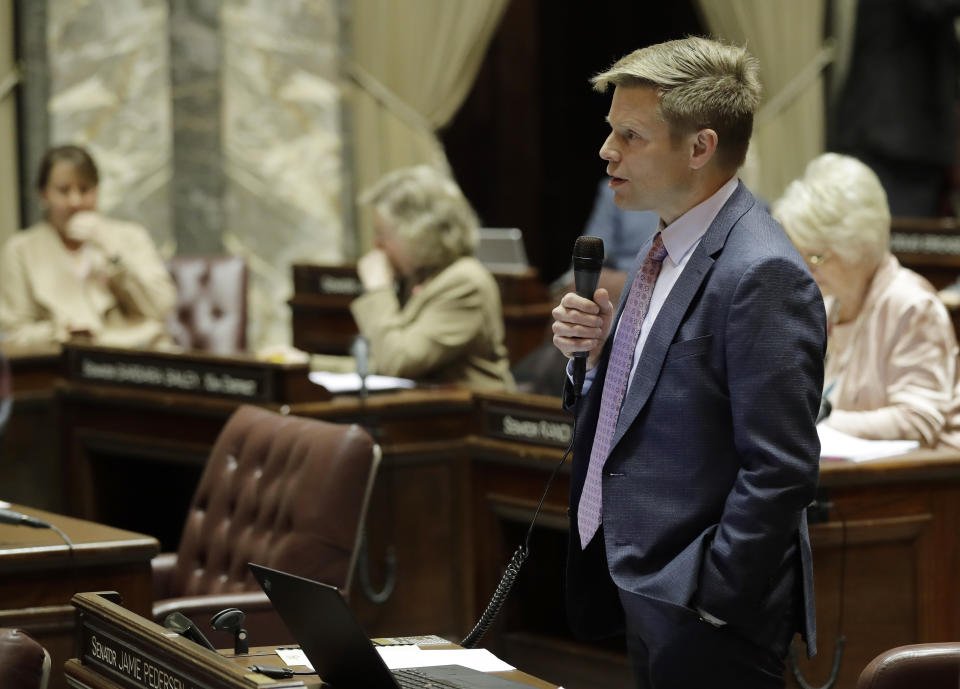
151, 405, 380, 647
857, 643, 960, 689
0, 628, 50, 689
166, 255, 248, 354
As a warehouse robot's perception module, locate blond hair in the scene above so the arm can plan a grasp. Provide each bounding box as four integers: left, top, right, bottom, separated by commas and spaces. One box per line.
592, 36, 761, 171
361, 165, 479, 275
772, 153, 890, 271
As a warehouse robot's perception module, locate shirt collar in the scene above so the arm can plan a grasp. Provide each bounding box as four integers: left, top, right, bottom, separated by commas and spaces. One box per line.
658, 176, 739, 265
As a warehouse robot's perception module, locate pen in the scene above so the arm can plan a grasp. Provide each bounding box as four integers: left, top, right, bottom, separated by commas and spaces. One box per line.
822, 380, 836, 399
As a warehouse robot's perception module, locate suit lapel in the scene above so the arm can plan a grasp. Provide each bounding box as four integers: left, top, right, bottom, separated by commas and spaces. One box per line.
609, 182, 755, 450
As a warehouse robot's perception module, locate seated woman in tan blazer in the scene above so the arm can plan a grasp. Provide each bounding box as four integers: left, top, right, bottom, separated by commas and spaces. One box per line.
773, 153, 960, 450
0, 144, 176, 348
350, 165, 514, 391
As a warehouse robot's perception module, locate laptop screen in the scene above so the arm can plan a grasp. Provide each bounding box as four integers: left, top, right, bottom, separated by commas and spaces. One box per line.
250, 563, 399, 689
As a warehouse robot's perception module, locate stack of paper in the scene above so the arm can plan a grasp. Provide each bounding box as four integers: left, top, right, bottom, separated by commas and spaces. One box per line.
817, 424, 919, 463
308, 371, 415, 394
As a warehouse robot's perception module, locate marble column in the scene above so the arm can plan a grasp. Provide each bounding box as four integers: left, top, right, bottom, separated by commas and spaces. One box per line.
46, 0, 174, 254
169, 0, 223, 255
14, 0, 49, 228
221, 0, 343, 349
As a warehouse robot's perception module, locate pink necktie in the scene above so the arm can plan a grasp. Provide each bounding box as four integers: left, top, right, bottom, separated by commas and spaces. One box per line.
578, 233, 668, 549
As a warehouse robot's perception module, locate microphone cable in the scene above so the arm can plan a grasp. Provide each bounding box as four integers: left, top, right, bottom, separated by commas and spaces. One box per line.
461, 414, 578, 649
0, 508, 78, 607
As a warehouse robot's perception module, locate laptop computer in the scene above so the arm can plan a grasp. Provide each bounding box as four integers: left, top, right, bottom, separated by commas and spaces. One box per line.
476, 228, 529, 275
249, 563, 537, 689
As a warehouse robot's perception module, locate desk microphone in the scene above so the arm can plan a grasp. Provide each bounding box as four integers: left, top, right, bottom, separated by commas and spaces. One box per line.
0, 508, 75, 548
164, 612, 216, 651
0, 508, 53, 529
351, 335, 370, 401
571, 236, 604, 397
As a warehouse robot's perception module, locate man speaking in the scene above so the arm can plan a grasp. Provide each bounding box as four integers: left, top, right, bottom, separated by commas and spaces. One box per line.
551, 37, 825, 689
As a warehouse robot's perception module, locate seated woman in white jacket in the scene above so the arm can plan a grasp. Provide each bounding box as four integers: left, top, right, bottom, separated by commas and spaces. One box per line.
0, 145, 176, 348
773, 153, 960, 450
350, 165, 514, 391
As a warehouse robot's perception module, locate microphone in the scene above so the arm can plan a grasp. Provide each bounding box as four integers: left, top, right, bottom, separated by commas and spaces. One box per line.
0, 508, 51, 529
210, 607, 249, 655
351, 335, 370, 401
571, 236, 605, 396
164, 612, 216, 651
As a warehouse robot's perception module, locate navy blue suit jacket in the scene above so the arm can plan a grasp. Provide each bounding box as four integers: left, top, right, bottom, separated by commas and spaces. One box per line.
564, 183, 825, 658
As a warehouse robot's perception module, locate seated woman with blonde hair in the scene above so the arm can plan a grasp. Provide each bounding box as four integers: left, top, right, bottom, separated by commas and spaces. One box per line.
773, 152, 960, 449
350, 165, 514, 391
0, 144, 176, 348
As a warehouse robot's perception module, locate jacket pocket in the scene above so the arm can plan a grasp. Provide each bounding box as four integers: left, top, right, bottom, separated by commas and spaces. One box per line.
664, 334, 712, 363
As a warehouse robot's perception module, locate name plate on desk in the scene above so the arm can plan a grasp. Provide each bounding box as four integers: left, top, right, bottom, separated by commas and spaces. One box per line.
292, 263, 363, 296
64, 344, 328, 403
483, 404, 573, 448
81, 621, 202, 689
72, 593, 280, 689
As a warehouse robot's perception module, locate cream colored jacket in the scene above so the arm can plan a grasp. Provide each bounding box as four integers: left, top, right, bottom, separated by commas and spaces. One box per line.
825, 254, 960, 450
0, 220, 176, 348
350, 256, 514, 391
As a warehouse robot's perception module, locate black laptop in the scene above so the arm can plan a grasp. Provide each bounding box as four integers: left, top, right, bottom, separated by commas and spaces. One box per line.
249, 563, 536, 689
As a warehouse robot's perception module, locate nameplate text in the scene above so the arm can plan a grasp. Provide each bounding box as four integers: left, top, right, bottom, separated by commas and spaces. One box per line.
82, 624, 200, 689
68, 349, 271, 402
318, 274, 363, 296
485, 407, 573, 448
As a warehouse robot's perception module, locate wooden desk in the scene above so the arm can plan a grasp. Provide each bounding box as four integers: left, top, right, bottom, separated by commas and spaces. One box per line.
466, 392, 960, 689
0, 344, 62, 511
57, 343, 323, 548
0, 505, 158, 689
56, 355, 960, 689
56, 346, 478, 641
65, 592, 558, 689
288, 263, 554, 364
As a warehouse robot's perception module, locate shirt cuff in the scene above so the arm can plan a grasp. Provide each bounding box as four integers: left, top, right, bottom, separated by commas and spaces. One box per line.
566, 358, 597, 396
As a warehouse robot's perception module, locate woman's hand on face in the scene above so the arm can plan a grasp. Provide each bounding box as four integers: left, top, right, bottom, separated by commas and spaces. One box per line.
357, 248, 395, 291
63, 211, 103, 245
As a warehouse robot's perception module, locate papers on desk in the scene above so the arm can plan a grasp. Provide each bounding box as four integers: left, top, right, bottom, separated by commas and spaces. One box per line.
818, 424, 919, 462
274, 645, 515, 673
376, 646, 515, 672
308, 371, 415, 394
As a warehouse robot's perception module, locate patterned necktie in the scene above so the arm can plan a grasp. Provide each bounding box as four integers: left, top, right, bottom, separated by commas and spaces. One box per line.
578, 233, 668, 549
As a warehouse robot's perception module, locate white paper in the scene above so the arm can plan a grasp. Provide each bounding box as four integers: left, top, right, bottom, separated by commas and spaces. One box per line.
818, 424, 919, 463
309, 371, 415, 394
376, 646, 515, 672
274, 645, 515, 674
275, 647, 312, 668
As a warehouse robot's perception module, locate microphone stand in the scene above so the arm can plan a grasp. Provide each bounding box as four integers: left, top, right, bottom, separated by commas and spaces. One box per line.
351, 335, 370, 403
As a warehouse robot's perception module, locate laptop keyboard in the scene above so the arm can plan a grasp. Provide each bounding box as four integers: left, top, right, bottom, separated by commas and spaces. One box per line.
392, 668, 462, 689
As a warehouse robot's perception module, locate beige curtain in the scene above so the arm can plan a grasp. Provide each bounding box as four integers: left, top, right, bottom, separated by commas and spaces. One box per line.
697, 1, 831, 204
347, 0, 508, 251
0, 0, 18, 245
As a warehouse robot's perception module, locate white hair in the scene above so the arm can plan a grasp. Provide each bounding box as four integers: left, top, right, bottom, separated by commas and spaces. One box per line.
361, 165, 478, 274
772, 153, 890, 270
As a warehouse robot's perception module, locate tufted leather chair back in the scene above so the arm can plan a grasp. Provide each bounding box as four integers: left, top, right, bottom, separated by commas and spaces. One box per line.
0, 628, 50, 689
857, 643, 960, 689
166, 255, 248, 354
161, 405, 378, 599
